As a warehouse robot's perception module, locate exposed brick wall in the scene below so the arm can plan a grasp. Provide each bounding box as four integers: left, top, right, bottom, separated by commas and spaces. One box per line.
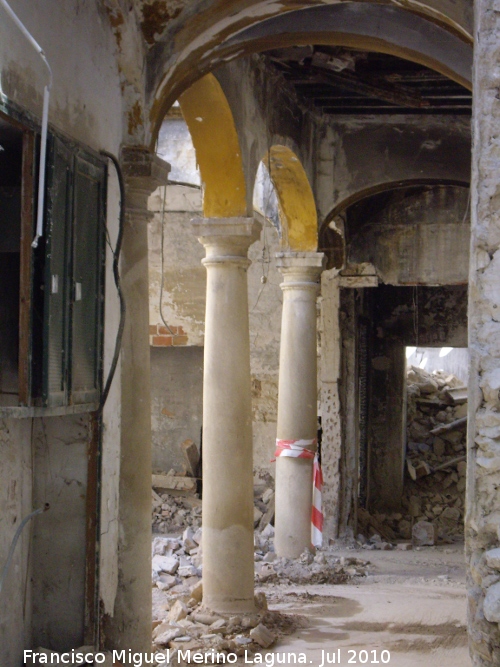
149, 324, 189, 346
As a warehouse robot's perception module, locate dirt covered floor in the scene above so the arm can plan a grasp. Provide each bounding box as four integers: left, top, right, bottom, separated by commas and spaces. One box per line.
152, 540, 468, 666
260, 543, 468, 667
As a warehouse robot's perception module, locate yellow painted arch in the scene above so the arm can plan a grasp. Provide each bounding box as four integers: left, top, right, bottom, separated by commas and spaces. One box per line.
264, 146, 317, 251
178, 74, 247, 217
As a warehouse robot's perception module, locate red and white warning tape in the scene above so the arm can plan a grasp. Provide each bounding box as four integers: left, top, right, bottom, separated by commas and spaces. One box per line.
274, 438, 317, 460
311, 453, 323, 548
273, 438, 324, 548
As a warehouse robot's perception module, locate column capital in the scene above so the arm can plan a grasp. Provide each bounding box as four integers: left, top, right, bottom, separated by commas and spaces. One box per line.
191, 216, 262, 262
275, 251, 325, 291
121, 146, 170, 225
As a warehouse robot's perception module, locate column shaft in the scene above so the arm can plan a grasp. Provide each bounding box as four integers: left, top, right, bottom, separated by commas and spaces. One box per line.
103, 148, 169, 651
274, 253, 323, 558
192, 217, 261, 614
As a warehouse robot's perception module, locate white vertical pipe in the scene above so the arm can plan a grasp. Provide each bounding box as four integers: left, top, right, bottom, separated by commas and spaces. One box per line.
32, 85, 50, 247
0, 0, 52, 247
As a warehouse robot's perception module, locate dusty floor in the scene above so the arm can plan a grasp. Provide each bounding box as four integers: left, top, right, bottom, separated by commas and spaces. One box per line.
253, 542, 468, 667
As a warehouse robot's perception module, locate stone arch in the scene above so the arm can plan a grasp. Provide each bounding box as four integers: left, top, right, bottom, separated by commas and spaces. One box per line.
148, 2, 473, 137
319, 179, 470, 276
257, 146, 317, 252
320, 178, 470, 241
177, 73, 247, 218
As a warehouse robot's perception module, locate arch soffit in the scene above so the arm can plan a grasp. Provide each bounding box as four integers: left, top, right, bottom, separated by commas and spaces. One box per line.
319, 178, 470, 247
262, 146, 318, 252
149, 3, 473, 141
178, 73, 247, 218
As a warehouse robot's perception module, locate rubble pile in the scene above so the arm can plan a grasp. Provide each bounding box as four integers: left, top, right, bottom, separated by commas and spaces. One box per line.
151, 531, 294, 661
152, 483, 276, 535
254, 524, 369, 583
359, 365, 467, 546
152, 490, 203, 534
151, 528, 369, 661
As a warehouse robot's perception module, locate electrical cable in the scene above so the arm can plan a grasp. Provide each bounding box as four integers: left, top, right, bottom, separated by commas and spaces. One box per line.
159, 184, 178, 337
98, 151, 126, 414
157, 180, 201, 337
167, 179, 200, 189
0, 504, 50, 598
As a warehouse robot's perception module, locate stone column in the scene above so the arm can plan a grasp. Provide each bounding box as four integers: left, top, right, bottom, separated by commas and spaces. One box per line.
103, 147, 170, 652
274, 252, 324, 558
192, 216, 261, 614
467, 3, 500, 662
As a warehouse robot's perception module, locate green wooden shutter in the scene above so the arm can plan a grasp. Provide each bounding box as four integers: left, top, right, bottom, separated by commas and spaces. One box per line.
42, 136, 72, 407
70, 152, 106, 405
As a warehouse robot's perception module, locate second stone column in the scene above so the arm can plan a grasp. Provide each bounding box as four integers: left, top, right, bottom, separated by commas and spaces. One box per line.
274, 252, 324, 558
192, 216, 261, 614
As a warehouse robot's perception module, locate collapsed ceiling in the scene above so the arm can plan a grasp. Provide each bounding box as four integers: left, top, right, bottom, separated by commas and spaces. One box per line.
265, 46, 472, 115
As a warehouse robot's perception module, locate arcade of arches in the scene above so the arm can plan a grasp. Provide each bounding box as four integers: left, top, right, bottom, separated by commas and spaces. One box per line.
0, 1, 499, 666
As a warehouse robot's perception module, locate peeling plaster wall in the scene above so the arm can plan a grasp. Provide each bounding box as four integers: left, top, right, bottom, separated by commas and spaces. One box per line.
0, 413, 94, 663
466, 0, 500, 661
0, 0, 123, 151
31, 414, 91, 651
315, 115, 471, 223
148, 187, 282, 478
0, 1, 125, 656
148, 187, 205, 343
151, 346, 203, 473
248, 217, 283, 481
319, 271, 343, 539
347, 186, 470, 285
0, 418, 32, 666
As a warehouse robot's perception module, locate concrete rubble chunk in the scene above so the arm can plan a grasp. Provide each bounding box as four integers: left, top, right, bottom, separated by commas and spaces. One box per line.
438, 506, 461, 533
259, 501, 275, 531
179, 561, 198, 577
261, 522, 275, 538
192, 612, 220, 625
485, 548, 500, 570
183, 527, 197, 550
168, 599, 188, 623
250, 623, 276, 648
483, 582, 500, 623
152, 554, 179, 575
152, 473, 197, 492
254, 506, 263, 525
444, 386, 468, 404
193, 527, 203, 544
181, 439, 200, 477
412, 521, 437, 546
190, 579, 203, 602
254, 591, 268, 610
154, 621, 183, 642
262, 488, 274, 504
157, 574, 177, 590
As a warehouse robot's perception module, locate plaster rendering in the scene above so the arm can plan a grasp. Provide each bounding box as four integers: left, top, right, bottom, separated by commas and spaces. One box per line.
1, 0, 498, 664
